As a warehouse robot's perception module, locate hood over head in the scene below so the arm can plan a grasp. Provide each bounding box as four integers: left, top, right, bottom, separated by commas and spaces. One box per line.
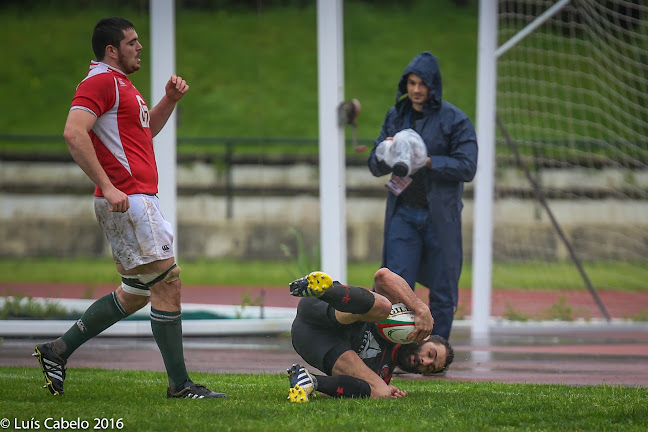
396, 51, 442, 111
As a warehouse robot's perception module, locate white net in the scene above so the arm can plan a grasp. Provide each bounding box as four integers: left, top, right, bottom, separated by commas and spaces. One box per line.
493, 0, 648, 308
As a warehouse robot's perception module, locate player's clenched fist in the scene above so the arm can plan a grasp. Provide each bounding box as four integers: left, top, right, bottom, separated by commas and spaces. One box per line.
166, 74, 189, 101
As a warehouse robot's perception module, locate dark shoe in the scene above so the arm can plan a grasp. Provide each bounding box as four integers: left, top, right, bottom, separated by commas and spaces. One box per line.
167, 381, 227, 399
33, 343, 66, 396
289, 272, 333, 298
286, 363, 315, 403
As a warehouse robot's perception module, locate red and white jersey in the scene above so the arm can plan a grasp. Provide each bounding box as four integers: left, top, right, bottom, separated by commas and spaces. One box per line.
71, 61, 157, 197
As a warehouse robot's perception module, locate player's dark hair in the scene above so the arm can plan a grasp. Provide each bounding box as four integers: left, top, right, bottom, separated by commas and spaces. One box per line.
92, 17, 135, 61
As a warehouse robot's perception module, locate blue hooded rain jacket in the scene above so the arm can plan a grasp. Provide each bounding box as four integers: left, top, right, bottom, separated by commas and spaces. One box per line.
368, 52, 478, 323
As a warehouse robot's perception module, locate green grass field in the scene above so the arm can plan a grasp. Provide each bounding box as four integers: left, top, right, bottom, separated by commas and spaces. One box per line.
0, 1, 477, 143
2, 367, 647, 431
3, 0, 644, 160
1, 257, 647, 291
2, 4, 646, 430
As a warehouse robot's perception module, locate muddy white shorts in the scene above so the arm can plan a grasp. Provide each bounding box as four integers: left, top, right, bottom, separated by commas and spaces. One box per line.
94, 194, 175, 270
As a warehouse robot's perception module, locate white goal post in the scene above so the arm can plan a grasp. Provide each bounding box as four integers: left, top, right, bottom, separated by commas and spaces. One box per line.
473, 0, 648, 337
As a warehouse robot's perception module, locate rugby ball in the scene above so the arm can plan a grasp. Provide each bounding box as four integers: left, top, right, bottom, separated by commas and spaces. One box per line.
377, 302, 416, 344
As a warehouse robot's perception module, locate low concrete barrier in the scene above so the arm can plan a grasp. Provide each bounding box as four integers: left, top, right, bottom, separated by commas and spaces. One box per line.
1, 161, 647, 260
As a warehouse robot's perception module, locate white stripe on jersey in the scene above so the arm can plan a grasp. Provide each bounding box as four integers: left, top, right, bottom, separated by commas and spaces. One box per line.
75, 62, 132, 175
93, 77, 132, 175
69, 106, 97, 117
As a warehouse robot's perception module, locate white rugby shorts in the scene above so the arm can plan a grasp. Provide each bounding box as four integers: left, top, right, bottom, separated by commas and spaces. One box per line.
94, 194, 175, 270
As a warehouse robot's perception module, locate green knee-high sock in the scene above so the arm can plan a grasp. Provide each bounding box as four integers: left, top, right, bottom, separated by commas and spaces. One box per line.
58, 292, 128, 359
150, 308, 189, 389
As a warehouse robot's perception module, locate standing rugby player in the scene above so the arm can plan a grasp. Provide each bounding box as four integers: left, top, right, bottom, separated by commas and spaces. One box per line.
33, 17, 226, 399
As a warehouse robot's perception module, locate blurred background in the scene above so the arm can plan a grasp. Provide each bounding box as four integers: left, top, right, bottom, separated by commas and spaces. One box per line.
0, 0, 646, 320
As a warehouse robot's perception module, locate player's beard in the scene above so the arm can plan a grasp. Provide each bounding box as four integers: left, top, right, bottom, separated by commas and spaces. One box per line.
395, 340, 424, 374
117, 50, 140, 74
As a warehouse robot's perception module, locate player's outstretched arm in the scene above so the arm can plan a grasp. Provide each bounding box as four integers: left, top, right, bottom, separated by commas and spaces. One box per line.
149, 74, 189, 137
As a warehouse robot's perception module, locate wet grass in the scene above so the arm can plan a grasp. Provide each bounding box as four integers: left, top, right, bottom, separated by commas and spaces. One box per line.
2, 366, 647, 432
0, 257, 646, 292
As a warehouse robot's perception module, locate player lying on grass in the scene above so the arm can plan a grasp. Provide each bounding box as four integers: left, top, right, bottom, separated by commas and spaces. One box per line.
286, 268, 454, 402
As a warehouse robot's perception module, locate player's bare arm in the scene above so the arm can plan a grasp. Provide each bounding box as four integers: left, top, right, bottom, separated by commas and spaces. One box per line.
149, 74, 189, 137
332, 351, 407, 399
63, 110, 129, 212
373, 267, 433, 342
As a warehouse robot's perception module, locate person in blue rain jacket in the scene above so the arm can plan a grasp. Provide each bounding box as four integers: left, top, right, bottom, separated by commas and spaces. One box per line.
368, 51, 478, 340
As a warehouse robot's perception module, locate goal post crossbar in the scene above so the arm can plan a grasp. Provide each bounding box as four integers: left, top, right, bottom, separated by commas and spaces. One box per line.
496, 0, 571, 58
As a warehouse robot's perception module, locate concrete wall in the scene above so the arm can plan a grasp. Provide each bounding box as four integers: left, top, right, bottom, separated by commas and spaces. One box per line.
1, 161, 647, 261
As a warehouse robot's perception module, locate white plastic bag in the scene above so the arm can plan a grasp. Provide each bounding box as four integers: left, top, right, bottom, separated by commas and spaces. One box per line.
375, 129, 427, 177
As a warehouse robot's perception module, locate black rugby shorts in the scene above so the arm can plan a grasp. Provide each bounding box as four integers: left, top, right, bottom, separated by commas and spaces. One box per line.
291, 297, 362, 375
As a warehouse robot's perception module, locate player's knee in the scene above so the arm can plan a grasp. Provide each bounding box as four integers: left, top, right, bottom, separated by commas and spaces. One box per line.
124, 293, 149, 312
115, 288, 150, 315
162, 264, 181, 283
120, 263, 181, 297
